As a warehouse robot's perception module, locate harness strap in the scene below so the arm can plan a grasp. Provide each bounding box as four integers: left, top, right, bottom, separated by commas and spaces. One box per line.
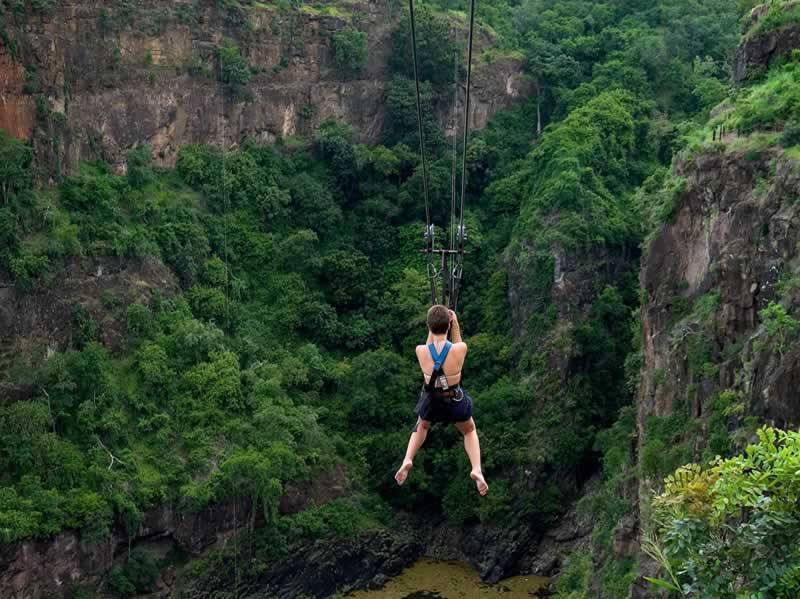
428, 341, 452, 371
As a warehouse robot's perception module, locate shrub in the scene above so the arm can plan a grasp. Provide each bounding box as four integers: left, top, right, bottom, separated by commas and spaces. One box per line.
332, 27, 368, 76
217, 40, 252, 95
8, 251, 49, 291
751, 2, 800, 36
780, 121, 800, 147
648, 428, 800, 597
553, 551, 593, 598
0, 131, 33, 205
640, 410, 693, 480
389, 6, 459, 84
760, 301, 799, 356
109, 547, 160, 596
127, 145, 154, 189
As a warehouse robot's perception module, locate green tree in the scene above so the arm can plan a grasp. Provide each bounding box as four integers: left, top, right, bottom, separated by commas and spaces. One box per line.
385, 75, 444, 151
0, 130, 32, 204
287, 172, 342, 235
648, 428, 800, 597
217, 40, 252, 95
332, 27, 368, 77
390, 6, 459, 85
320, 249, 373, 310
126, 145, 154, 189
523, 36, 580, 134
760, 301, 799, 357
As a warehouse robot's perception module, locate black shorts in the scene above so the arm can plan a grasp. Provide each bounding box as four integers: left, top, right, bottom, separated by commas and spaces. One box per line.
414, 386, 473, 426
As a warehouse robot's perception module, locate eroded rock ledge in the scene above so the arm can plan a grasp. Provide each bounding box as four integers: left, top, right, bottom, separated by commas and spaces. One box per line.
0, 0, 530, 173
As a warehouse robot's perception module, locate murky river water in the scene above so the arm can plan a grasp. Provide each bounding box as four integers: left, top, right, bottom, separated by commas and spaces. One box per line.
347, 558, 549, 599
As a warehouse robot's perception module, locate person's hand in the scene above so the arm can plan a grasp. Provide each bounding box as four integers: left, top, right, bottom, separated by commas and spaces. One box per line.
448, 309, 458, 323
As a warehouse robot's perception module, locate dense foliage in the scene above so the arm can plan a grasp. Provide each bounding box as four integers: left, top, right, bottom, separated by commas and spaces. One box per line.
647, 428, 800, 598
332, 27, 369, 76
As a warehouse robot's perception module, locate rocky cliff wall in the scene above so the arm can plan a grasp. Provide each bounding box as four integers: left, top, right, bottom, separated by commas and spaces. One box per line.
0, 0, 528, 173
640, 150, 800, 429
632, 147, 800, 595
734, 2, 800, 82
0, 465, 348, 598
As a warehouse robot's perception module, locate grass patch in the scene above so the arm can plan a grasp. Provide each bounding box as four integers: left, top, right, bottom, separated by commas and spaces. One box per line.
718, 60, 800, 133
298, 3, 351, 19
749, 1, 800, 37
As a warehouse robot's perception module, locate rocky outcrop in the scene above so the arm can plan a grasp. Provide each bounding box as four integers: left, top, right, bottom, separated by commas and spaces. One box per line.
734, 4, 800, 82
0, 500, 251, 599
0, 464, 349, 599
639, 149, 800, 429
0, 44, 35, 139
421, 517, 540, 583
0, 0, 529, 173
633, 147, 800, 596
236, 531, 421, 599
410, 481, 593, 584
279, 463, 348, 515
506, 226, 636, 345
516, 499, 594, 579
183, 500, 591, 599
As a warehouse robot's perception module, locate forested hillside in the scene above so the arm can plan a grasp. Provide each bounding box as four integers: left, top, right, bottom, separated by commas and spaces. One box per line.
3, 0, 800, 597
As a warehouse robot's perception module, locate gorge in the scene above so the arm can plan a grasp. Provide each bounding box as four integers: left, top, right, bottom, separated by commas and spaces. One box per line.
2, 0, 800, 598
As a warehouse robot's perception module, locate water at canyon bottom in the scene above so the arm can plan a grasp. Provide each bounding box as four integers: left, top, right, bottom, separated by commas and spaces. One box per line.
347, 558, 549, 598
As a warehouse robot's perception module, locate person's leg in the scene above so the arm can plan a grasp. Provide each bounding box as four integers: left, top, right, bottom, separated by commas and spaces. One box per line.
455, 418, 488, 496
395, 418, 431, 485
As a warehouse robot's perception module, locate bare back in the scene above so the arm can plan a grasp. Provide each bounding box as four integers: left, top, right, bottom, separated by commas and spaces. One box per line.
415, 341, 468, 386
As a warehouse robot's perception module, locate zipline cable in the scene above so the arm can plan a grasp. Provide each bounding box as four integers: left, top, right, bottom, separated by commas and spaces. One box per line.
407, 0, 437, 305
450, 41, 459, 255
448, 32, 460, 308
453, 0, 477, 310
458, 0, 476, 246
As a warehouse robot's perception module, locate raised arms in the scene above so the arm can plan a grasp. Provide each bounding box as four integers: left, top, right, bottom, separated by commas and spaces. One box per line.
448, 310, 463, 344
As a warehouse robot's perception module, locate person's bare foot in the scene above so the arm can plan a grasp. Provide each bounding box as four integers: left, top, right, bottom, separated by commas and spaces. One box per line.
395, 460, 413, 485
471, 470, 489, 496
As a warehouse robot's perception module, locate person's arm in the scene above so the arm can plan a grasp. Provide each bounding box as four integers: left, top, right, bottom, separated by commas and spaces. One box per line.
449, 310, 463, 343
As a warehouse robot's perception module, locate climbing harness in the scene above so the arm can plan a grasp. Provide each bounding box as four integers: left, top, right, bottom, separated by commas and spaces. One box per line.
407, 0, 477, 310
424, 340, 464, 401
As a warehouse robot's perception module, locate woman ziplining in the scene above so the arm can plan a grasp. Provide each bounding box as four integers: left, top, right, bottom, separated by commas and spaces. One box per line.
394, 0, 488, 496
394, 305, 488, 496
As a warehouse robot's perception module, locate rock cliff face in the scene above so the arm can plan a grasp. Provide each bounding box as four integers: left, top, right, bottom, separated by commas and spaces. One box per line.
184, 503, 592, 598
189, 531, 422, 599
1, 466, 349, 599
734, 4, 800, 82
639, 150, 800, 430
632, 148, 800, 595
415, 489, 593, 584
0, 43, 35, 139
0, 0, 528, 173
1, 500, 255, 599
